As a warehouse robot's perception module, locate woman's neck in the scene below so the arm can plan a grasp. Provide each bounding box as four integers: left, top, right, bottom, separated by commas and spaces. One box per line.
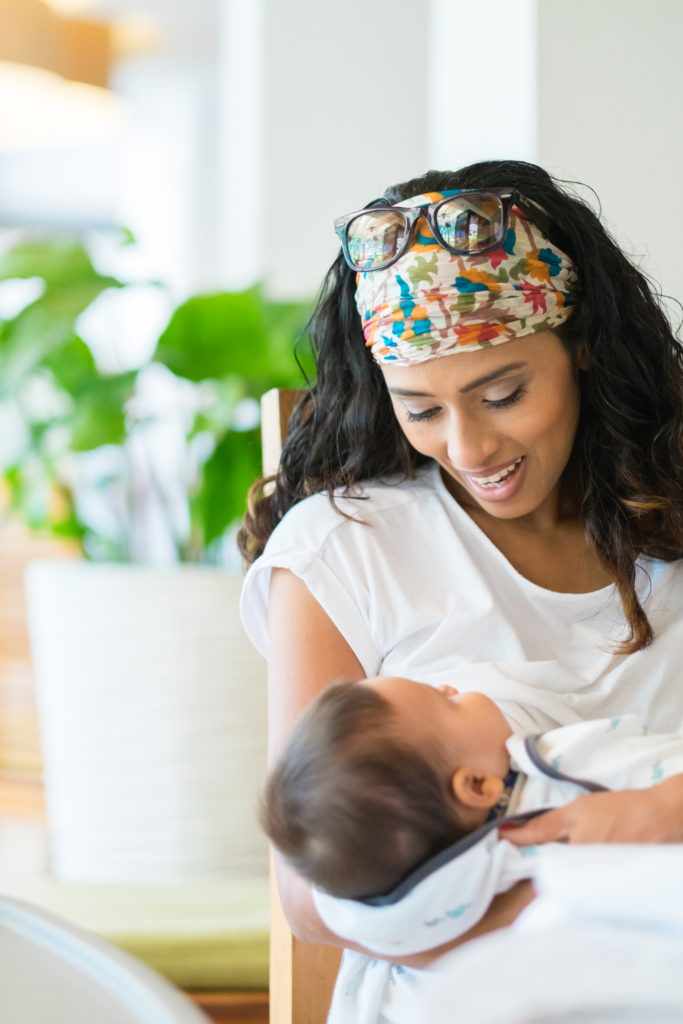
440, 467, 613, 595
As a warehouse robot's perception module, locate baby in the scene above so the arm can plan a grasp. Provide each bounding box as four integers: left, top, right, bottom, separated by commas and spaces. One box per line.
262, 677, 514, 900
262, 676, 683, 914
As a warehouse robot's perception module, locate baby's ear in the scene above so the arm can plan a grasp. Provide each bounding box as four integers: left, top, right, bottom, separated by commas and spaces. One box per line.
452, 767, 504, 809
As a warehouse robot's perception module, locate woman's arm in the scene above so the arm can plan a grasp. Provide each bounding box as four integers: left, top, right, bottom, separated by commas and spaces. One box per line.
268, 567, 365, 761
268, 568, 537, 961
506, 775, 683, 846
275, 848, 535, 967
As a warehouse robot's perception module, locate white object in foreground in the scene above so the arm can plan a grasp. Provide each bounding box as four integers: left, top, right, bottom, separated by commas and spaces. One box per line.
406, 846, 683, 1024
26, 561, 268, 883
0, 897, 208, 1024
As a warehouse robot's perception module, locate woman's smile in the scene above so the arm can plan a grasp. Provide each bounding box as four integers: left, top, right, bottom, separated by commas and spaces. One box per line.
382, 330, 582, 523
460, 455, 527, 503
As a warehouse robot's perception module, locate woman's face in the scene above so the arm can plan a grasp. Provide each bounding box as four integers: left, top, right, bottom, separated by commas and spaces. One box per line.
382, 331, 583, 520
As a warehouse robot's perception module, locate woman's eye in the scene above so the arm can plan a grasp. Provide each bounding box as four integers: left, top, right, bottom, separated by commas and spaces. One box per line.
406, 407, 440, 423
484, 385, 526, 410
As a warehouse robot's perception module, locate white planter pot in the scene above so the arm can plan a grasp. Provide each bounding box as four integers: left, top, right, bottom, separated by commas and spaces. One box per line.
25, 561, 268, 884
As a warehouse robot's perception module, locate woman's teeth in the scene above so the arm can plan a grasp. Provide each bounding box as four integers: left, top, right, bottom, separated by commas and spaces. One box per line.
471, 457, 523, 488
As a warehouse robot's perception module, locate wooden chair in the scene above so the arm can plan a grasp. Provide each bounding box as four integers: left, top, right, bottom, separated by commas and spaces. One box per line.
261, 390, 343, 1024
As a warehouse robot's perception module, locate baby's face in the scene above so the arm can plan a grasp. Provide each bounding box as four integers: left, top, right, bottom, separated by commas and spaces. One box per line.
362, 677, 512, 780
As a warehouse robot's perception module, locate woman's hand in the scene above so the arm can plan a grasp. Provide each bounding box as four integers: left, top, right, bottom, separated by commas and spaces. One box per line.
505, 775, 683, 847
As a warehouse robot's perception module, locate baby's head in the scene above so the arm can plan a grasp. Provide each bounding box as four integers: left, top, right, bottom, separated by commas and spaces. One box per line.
261, 677, 512, 899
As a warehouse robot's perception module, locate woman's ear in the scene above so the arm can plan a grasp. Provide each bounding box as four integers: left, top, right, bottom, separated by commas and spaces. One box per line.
452, 766, 504, 809
577, 343, 590, 371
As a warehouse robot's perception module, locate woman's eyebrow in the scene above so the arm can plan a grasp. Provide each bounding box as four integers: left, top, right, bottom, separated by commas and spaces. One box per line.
387, 387, 435, 398
459, 362, 528, 394
387, 362, 529, 400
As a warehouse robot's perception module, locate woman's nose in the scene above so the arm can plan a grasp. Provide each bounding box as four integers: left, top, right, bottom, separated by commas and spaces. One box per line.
445, 410, 500, 471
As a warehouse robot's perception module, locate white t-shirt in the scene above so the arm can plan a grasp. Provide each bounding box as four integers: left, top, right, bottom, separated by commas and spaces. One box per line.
241, 461, 683, 734
240, 462, 683, 1024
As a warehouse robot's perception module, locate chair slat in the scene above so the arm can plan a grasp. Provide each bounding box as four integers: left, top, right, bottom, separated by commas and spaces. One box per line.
264, 391, 342, 1024
261, 390, 305, 478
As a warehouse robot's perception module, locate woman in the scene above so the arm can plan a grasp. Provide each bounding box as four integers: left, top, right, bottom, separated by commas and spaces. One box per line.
239, 160, 683, 1019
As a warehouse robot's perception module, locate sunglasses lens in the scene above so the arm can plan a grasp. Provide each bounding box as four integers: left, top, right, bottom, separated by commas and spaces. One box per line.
436, 195, 504, 252
346, 210, 408, 269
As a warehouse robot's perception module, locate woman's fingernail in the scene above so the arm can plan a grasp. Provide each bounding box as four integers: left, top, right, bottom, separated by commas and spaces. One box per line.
498, 823, 517, 831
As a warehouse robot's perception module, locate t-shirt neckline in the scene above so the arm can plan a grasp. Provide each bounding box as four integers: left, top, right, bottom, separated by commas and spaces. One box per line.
429, 462, 617, 603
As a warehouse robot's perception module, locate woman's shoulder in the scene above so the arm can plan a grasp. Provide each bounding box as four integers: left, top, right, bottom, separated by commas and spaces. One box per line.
239, 463, 447, 670
264, 463, 442, 559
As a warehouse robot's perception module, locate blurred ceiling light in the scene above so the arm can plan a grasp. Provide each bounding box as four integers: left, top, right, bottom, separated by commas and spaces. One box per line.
0, 0, 112, 88
42, 0, 102, 13
0, 60, 128, 151
0, 0, 135, 151
111, 14, 163, 60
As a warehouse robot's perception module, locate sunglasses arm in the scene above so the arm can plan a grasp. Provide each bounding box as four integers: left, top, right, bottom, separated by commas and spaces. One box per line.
514, 195, 555, 239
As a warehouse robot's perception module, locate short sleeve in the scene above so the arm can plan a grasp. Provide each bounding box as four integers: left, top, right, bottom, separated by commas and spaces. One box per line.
239, 502, 383, 677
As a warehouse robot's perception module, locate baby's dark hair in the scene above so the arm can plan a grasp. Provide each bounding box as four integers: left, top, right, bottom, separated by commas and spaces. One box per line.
261, 681, 469, 899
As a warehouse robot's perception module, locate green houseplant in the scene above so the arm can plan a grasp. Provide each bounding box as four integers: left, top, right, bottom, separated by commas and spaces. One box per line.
6, 234, 315, 885
153, 289, 314, 559
0, 235, 314, 561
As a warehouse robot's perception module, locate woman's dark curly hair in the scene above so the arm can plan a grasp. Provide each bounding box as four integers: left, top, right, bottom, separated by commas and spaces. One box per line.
238, 160, 683, 656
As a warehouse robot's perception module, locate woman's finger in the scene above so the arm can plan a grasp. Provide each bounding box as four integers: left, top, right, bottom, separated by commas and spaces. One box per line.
501, 807, 573, 846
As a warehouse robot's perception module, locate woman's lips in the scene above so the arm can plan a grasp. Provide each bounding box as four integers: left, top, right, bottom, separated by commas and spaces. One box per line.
461, 455, 528, 503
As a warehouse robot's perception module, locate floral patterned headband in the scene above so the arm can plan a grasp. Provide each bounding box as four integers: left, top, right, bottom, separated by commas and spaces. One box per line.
354, 192, 578, 366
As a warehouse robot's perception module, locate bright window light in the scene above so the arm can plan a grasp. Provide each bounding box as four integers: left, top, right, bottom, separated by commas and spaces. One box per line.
0, 61, 129, 152
41, 0, 103, 13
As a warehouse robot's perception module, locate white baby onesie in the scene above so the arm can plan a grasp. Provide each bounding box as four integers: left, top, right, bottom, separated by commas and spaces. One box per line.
314, 713, 683, 957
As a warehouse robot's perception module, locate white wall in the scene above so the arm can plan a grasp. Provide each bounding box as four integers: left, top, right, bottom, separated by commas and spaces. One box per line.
538, 0, 683, 308
428, 0, 537, 170
235, 0, 538, 300
261, 0, 429, 300
216, 0, 264, 292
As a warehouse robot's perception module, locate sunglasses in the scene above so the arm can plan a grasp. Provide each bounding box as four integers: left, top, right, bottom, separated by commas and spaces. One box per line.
334, 188, 551, 273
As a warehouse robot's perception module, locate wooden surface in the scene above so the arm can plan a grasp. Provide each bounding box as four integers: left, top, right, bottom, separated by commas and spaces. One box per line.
264, 389, 342, 1024
0, 515, 77, 814
186, 992, 269, 1023
270, 854, 341, 1024
260, 390, 306, 479
0, 0, 113, 87
0, 771, 45, 819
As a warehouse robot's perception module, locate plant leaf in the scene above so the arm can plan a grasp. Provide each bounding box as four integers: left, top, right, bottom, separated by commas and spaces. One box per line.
0, 239, 121, 291
199, 428, 261, 546
69, 371, 137, 451
43, 336, 97, 395
154, 291, 272, 382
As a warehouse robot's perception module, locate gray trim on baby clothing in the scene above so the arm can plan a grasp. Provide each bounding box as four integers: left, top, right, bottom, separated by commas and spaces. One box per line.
355, 737, 610, 907
523, 735, 611, 794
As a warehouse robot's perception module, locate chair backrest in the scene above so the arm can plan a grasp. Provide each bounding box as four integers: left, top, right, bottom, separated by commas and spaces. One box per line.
261, 389, 306, 478
260, 389, 343, 1024
0, 898, 208, 1024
